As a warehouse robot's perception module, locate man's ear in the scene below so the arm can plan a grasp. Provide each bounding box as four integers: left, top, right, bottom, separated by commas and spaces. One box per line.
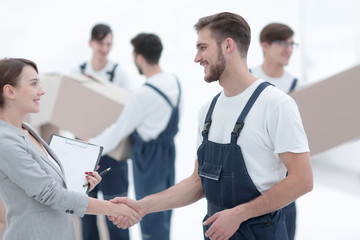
223, 38, 235, 53
136, 54, 146, 64
261, 42, 270, 53
3, 84, 15, 99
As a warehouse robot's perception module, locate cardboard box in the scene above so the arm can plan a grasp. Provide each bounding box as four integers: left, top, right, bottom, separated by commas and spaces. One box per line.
26, 74, 131, 161
290, 64, 360, 156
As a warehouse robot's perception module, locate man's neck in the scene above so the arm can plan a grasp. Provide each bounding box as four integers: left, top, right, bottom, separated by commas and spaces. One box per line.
220, 65, 257, 97
91, 58, 108, 71
261, 61, 284, 78
143, 65, 162, 79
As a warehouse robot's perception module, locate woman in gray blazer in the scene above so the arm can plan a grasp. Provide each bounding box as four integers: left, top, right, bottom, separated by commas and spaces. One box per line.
0, 58, 141, 240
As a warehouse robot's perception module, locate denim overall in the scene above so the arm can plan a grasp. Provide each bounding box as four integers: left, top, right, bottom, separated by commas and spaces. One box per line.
131, 80, 181, 240
288, 78, 298, 93
285, 77, 298, 240
80, 62, 129, 240
198, 82, 288, 240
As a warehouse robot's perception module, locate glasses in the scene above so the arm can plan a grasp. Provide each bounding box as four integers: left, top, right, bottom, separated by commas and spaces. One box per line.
272, 40, 299, 49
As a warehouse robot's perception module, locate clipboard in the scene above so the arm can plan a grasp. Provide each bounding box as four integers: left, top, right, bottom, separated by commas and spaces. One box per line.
49, 134, 103, 194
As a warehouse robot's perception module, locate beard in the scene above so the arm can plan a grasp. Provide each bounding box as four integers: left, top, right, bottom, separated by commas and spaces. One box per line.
136, 66, 143, 75
135, 62, 143, 75
204, 47, 226, 83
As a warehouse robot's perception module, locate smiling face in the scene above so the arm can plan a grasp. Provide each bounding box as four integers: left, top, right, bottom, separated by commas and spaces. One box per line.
263, 37, 294, 67
90, 33, 113, 61
194, 27, 226, 83
12, 65, 45, 114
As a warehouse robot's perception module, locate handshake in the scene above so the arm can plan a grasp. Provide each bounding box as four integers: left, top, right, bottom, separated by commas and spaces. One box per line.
107, 197, 145, 229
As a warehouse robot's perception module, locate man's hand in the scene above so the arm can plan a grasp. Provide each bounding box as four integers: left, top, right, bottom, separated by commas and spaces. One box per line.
108, 199, 143, 229
203, 208, 243, 240
108, 197, 146, 229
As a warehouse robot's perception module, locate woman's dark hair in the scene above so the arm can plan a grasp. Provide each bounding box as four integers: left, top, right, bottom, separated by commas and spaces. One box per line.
0, 58, 38, 108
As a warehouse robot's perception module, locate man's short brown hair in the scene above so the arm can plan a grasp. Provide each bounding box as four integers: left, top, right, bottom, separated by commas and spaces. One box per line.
260, 23, 294, 44
194, 12, 251, 57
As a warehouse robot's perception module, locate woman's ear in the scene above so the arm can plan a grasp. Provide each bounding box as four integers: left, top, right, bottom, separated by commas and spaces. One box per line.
3, 84, 15, 99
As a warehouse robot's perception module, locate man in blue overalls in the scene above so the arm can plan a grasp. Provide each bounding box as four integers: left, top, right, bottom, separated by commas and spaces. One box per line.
110, 12, 313, 240
75, 23, 133, 240
250, 23, 303, 240
90, 33, 181, 240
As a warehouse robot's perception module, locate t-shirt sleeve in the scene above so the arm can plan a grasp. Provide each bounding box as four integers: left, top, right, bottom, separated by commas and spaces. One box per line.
89, 90, 146, 155
266, 97, 310, 156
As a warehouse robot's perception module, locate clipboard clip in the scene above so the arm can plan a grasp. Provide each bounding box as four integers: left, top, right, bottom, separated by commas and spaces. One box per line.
65, 138, 88, 148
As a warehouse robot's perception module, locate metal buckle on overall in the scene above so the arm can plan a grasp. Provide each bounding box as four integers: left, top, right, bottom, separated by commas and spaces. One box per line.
232, 122, 244, 136
202, 120, 212, 134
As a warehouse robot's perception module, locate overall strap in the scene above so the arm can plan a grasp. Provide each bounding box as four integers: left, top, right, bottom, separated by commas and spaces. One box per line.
145, 83, 173, 108
289, 78, 298, 93
174, 76, 182, 107
231, 82, 271, 143
202, 92, 221, 140
106, 63, 118, 82
80, 62, 87, 74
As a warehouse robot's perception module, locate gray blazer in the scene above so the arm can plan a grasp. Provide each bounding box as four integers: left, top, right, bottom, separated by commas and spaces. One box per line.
0, 120, 88, 240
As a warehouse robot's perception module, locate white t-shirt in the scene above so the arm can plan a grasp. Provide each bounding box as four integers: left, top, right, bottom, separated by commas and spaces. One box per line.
73, 60, 135, 91
251, 65, 302, 93
90, 72, 181, 155
196, 79, 309, 193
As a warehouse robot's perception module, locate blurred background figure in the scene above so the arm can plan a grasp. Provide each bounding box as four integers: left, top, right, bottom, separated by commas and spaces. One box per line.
250, 23, 302, 94
250, 22, 301, 240
90, 33, 182, 240
73, 23, 134, 240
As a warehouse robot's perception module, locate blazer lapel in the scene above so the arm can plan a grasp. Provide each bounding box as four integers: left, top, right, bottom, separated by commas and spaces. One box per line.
22, 123, 68, 186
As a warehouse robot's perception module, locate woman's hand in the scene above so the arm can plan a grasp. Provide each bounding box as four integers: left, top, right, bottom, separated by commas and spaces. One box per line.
108, 197, 146, 228
110, 202, 142, 229
85, 171, 101, 191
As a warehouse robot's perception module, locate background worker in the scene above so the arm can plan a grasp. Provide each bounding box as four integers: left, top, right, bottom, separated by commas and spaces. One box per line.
251, 22, 303, 240
74, 23, 134, 240
90, 33, 182, 240
250, 23, 302, 93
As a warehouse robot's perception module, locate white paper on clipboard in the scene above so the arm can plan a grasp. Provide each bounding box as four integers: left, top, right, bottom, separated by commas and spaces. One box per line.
49, 134, 103, 194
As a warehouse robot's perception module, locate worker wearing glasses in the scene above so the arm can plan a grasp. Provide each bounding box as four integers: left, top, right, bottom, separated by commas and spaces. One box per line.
251, 23, 301, 94
250, 23, 302, 240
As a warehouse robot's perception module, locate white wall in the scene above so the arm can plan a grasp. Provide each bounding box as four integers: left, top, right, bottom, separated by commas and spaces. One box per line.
300, 0, 360, 83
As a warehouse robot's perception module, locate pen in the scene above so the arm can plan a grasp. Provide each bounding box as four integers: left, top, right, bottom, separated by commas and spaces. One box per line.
83, 167, 111, 187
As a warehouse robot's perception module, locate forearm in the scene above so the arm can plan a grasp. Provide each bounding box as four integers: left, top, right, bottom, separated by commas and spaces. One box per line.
235, 152, 313, 221
239, 176, 312, 221
89, 124, 124, 155
140, 170, 204, 214
86, 197, 113, 216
